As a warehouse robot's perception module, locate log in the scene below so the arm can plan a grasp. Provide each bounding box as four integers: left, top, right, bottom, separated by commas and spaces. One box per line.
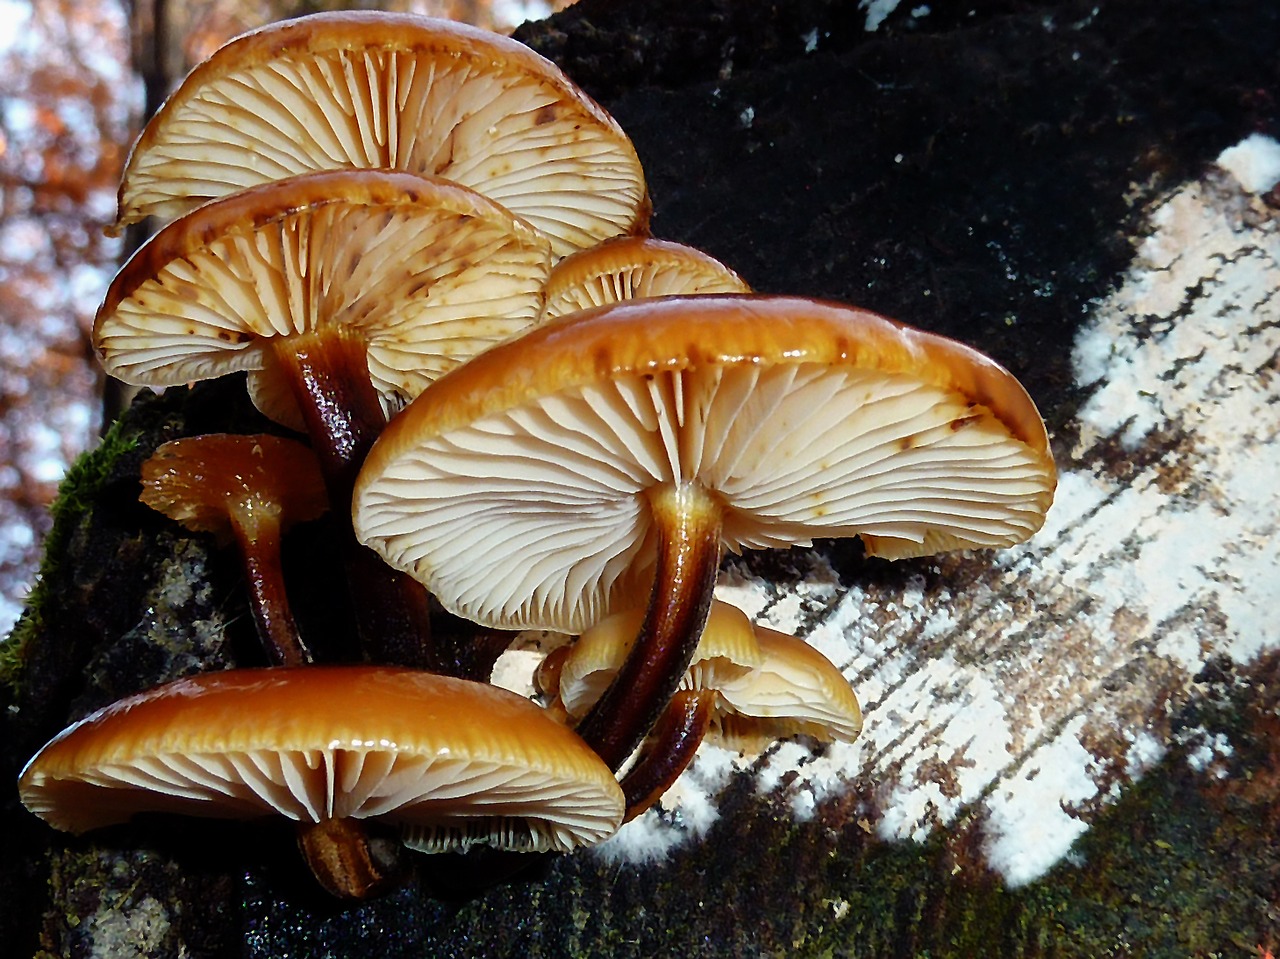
2, 0, 1277, 955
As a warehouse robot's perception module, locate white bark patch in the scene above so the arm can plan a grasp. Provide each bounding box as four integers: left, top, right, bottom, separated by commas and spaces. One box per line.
594, 136, 1280, 885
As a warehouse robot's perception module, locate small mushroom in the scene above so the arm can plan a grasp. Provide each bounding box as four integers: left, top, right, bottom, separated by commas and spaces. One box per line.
714, 623, 865, 747
111, 11, 650, 258
547, 600, 861, 820
139, 433, 327, 666
550, 600, 764, 720
353, 294, 1056, 770
540, 236, 750, 320
18, 665, 624, 899
95, 168, 552, 667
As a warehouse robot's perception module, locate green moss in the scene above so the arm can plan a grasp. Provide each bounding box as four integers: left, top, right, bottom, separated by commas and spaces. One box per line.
0, 417, 139, 694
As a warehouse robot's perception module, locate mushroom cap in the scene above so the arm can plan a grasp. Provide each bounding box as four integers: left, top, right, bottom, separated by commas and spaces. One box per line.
353, 294, 1057, 633
94, 169, 552, 426
140, 433, 328, 544
551, 601, 861, 748
18, 666, 624, 854
113, 11, 650, 258
714, 624, 863, 748
541, 236, 750, 320
556, 599, 765, 718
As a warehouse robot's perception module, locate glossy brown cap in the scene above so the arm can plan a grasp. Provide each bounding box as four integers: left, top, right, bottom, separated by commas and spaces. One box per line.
354, 294, 1056, 632
541, 236, 750, 320
18, 666, 624, 852
95, 169, 551, 426
113, 11, 650, 258
140, 433, 328, 543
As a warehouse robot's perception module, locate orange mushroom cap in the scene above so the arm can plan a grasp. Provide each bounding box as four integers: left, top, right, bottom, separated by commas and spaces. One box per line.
94, 169, 552, 428
19, 666, 624, 853
554, 600, 862, 747
714, 623, 863, 748
555, 600, 765, 719
139, 433, 328, 546
113, 11, 650, 258
354, 294, 1056, 633
541, 236, 750, 320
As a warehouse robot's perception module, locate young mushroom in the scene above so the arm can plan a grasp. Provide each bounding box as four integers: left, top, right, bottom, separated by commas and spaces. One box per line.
110, 11, 650, 259
139, 433, 327, 666
18, 665, 624, 899
546, 600, 861, 821
715, 623, 865, 748
549, 600, 764, 721
352, 294, 1056, 771
94, 168, 552, 667
540, 236, 750, 320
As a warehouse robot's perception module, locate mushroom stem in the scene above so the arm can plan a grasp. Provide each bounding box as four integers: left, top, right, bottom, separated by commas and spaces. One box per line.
227, 503, 311, 667
574, 481, 723, 771
619, 689, 715, 822
273, 326, 385, 505
272, 328, 436, 669
296, 817, 400, 900
139, 434, 328, 669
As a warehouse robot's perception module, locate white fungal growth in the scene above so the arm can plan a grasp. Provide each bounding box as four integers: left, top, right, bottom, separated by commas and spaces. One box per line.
587, 134, 1280, 887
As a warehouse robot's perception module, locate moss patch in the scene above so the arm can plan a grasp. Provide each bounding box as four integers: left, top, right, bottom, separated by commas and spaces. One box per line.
0, 416, 139, 695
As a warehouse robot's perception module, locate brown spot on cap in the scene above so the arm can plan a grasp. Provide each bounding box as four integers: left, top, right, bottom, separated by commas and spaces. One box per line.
950, 411, 984, 431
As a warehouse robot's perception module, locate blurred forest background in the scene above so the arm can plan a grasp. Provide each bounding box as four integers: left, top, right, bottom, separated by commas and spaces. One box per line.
0, 0, 573, 637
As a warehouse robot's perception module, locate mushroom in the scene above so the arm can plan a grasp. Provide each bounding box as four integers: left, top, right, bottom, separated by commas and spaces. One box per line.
18, 665, 625, 898
139, 433, 327, 667
94, 168, 552, 666
540, 236, 750, 320
546, 600, 861, 820
714, 623, 865, 747
550, 600, 765, 720
353, 293, 1056, 770
110, 11, 650, 259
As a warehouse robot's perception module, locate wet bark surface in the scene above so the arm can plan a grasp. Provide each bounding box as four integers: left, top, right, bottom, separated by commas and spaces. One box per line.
3, 0, 1278, 956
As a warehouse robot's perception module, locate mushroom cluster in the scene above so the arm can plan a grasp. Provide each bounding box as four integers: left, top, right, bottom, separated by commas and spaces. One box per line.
19, 11, 1057, 899
353, 294, 1057, 778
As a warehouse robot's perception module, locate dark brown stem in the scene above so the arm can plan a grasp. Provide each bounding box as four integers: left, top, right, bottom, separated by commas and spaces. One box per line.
341, 546, 439, 670
296, 817, 401, 900
272, 329, 435, 669
275, 327, 383, 506
228, 504, 311, 667
427, 606, 520, 682
574, 481, 722, 771
619, 689, 715, 822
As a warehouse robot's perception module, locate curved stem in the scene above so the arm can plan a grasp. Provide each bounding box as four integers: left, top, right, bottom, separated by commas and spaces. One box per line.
272, 329, 435, 669
296, 817, 400, 900
428, 607, 519, 683
619, 689, 715, 822
229, 505, 311, 667
275, 327, 382, 509
574, 481, 723, 771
